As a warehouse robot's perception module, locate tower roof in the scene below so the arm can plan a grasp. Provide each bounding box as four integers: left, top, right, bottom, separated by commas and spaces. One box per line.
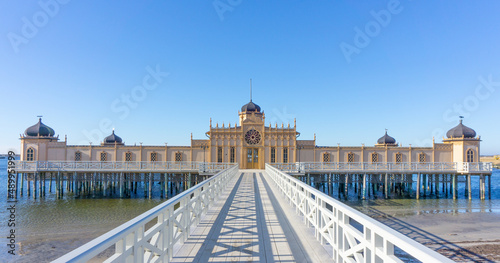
446, 120, 476, 138
241, 100, 261, 112
377, 130, 397, 145
24, 118, 55, 137
103, 130, 123, 145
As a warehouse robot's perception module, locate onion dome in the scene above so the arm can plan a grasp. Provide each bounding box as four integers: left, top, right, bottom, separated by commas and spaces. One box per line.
241, 100, 261, 112
24, 118, 55, 137
103, 130, 123, 145
446, 120, 476, 138
377, 131, 397, 145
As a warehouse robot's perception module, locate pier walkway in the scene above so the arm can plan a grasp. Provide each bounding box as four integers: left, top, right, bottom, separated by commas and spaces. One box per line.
170, 170, 332, 262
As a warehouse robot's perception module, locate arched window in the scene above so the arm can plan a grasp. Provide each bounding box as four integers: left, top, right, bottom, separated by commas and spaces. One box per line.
75, 151, 82, 161
347, 152, 354, 163
371, 152, 379, 163
125, 152, 132, 162
150, 152, 158, 162
26, 147, 34, 161
100, 152, 107, 162
467, 149, 474, 163
395, 152, 402, 163
323, 152, 331, 162
175, 152, 182, 162
419, 153, 426, 163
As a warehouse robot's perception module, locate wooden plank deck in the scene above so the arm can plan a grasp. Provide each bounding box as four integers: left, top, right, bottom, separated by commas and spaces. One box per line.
171, 170, 333, 263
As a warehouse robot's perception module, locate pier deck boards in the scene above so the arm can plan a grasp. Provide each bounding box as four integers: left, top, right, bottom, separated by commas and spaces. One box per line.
171, 170, 333, 263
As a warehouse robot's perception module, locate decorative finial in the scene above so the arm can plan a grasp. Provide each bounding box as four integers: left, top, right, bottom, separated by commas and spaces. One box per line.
385, 128, 388, 134
250, 78, 252, 102
459, 115, 464, 123
37, 115, 43, 121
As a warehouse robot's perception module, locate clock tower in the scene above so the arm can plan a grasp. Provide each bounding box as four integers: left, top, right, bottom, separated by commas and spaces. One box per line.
239, 99, 265, 169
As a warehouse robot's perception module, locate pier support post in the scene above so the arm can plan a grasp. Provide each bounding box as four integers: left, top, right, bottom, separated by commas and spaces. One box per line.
27, 174, 31, 197
416, 173, 420, 199
34, 173, 37, 199
488, 174, 492, 199
344, 174, 349, 199
120, 172, 124, 198
163, 173, 168, 198
384, 173, 389, 198
467, 175, 472, 200
149, 172, 153, 199
307, 173, 311, 185
452, 174, 457, 200
20, 173, 24, 197
48, 173, 52, 193
362, 174, 366, 200
14, 173, 19, 198
480, 175, 485, 200
42, 173, 46, 197
55, 172, 60, 198
103, 173, 107, 197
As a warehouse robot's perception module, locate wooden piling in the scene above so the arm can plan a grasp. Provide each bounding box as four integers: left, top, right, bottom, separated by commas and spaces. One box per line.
416, 173, 420, 199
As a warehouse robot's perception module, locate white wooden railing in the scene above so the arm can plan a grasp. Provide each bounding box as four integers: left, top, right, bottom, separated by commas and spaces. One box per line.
53, 164, 239, 263
271, 162, 493, 174
265, 164, 454, 263
14, 161, 234, 173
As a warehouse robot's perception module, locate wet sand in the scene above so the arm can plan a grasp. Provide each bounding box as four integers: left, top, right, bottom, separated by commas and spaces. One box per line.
367, 209, 500, 262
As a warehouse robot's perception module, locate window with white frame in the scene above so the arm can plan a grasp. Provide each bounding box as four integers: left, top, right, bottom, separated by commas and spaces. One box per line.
26, 147, 34, 161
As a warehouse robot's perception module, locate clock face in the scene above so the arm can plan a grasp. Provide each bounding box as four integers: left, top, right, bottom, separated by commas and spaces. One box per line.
245, 129, 261, 145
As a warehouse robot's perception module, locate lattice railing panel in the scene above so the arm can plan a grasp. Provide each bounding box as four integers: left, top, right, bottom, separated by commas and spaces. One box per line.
265, 164, 453, 263
54, 165, 239, 263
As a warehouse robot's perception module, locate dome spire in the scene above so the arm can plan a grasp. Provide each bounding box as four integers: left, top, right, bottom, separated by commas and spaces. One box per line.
241, 79, 261, 113
250, 78, 252, 102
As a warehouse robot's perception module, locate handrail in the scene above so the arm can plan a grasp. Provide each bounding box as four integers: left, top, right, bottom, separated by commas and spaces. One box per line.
265, 164, 454, 263
271, 162, 493, 174
14, 161, 235, 173
53, 164, 239, 263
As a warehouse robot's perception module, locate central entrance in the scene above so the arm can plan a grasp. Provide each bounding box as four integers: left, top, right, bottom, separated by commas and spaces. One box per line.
246, 148, 259, 169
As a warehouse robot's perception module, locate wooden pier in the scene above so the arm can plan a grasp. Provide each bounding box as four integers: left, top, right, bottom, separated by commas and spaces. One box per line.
13, 161, 234, 199
12, 161, 493, 200
273, 162, 493, 200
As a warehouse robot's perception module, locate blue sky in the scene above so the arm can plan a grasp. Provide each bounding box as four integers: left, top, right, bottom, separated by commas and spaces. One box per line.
1, 1, 499, 155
